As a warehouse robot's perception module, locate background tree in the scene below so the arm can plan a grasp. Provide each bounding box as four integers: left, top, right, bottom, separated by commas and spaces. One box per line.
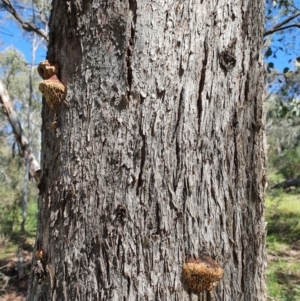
27, 0, 266, 300
0, 47, 41, 233
264, 0, 300, 103
0, 46, 41, 277
264, 0, 300, 191
0, 0, 49, 41
0, 0, 48, 291
0, 0, 49, 229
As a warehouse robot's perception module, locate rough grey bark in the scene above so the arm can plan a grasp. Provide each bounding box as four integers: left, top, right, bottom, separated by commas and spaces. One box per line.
28, 1, 266, 300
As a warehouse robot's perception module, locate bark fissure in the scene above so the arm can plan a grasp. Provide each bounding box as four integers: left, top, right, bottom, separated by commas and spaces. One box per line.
244, 75, 250, 104
172, 87, 184, 191
137, 127, 146, 194
155, 202, 161, 235
126, 35, 134, 94
173, 87, 184, 140
129, 0, 137, 25
126, 0, 137, 100
174, 139, 181, 191
197, 40, 208, 129
232, 110, 239, 187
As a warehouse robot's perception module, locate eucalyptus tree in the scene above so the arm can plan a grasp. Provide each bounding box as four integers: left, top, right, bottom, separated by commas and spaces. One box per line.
0, 0, 51, 242
0, 46, 42, 278
0, 0, 50, 41
27, 1, 266, 300
0, 0, 50, 242
265, 0, 300, 102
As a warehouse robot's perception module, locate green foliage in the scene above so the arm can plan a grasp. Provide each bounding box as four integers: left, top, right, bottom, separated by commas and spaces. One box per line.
0, 47, 42, 158
0, 47, 41, 108
264, 0, 300, 109
0, 144, 38, 242
0, 45, 41, 245
266, 47, 273, 58
271, 147, 300, 179
283, 67, 289, 73
26, 200, 38, 237
0, 48, 30, 105
266, 98, 300, 181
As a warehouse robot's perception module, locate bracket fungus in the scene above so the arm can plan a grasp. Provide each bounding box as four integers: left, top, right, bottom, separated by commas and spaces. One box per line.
37, 60, 65, 109
183, 254, 223, 293
39, 76, 65, 109
37, 60, 59, 80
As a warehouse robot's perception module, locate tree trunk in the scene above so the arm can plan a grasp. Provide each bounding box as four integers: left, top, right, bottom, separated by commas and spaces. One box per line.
27, 1, 266, 300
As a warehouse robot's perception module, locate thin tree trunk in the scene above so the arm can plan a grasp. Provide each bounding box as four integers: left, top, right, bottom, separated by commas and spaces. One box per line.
18, 160, 29, 279
0, 80, 40, 181
28, 1, 266, 300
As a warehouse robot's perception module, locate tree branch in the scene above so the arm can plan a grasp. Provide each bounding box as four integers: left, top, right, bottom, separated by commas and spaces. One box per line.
0, 79, 41, 183
264, 11, 300, 37
1, 0, 48, 41
272, 178, 300, 189
264, 23, 300, 37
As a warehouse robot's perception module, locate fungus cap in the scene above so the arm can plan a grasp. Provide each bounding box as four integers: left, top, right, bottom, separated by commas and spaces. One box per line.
39, 75, 65, 109
37, 60, 59, 80
183, 254, 223, 293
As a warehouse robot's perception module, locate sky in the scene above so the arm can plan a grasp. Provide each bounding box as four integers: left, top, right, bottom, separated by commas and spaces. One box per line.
0, 3, 300, 78
264, 0, 300, 73
0, 19, 46, 65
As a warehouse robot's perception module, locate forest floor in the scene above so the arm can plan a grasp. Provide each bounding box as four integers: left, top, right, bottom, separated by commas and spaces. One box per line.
0, 191, 299, 301
0, 241, 32, 301
0, 256, 29, 301
266, 241, 300, 300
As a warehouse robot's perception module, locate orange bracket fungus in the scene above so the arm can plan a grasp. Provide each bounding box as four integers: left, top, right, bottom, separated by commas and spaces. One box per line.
183, 254, 223, 293
37, 60, 59, 80
37, 60, 65, 109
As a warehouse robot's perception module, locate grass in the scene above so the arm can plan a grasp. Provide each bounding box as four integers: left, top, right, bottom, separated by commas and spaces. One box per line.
266, 191, 300, 243
0, 199, 37, 258
266, 188, 300, 301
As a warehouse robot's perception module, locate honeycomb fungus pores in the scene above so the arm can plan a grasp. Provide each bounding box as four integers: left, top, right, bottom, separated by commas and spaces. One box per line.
37, 60, 59, 80
39, 75, 65, 109
183, 255, 223, 293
